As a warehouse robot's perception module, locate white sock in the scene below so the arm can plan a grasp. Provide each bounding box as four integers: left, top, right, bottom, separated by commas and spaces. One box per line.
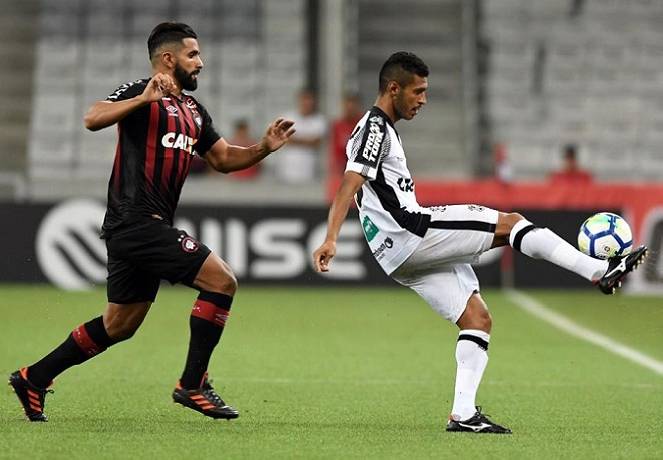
451, 329, 490, 421
510, 219, 608, 281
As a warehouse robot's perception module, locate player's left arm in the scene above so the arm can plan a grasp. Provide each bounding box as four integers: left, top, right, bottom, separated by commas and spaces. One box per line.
204, 118, 296, 173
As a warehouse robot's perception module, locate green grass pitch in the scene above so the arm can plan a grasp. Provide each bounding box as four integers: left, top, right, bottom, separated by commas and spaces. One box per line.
1, 285, 662, 459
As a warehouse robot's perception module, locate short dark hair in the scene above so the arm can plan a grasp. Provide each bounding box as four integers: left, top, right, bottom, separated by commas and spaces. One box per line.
563, 143, 578, 159
379, 52, 429, 93
299, 87, 317, 97
148, 22, 198, 60
234, 119, 249, 130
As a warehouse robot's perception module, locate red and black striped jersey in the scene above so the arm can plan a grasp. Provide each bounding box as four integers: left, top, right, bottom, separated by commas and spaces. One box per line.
101, 78, 220, 236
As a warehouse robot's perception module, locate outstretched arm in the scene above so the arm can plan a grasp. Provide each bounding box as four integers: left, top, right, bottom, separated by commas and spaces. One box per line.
313, 171, 366, 272
204, 118, 295, 173
83, 73, 176, 131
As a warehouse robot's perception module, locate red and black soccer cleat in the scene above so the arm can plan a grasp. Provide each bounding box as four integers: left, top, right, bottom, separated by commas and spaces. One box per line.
8, 368, 54, 422
172, 374, 239, 420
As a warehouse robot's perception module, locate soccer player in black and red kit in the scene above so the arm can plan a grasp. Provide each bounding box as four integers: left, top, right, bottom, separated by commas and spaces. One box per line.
9, 22, 295, 422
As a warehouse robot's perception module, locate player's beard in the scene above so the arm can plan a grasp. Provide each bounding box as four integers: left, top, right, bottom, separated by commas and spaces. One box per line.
174, 63, 198, 91
393, 93, 411, 121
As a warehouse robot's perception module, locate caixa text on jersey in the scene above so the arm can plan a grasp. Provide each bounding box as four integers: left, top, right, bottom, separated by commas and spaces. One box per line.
161, 132, 196, 154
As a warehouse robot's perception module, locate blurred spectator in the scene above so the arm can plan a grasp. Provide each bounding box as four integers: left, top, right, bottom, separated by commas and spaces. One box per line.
228, 119, 260, 180
329, 93, 363, 176
493, 142, 512, 183
549, 144, 593, 184
273, 88, 326, 183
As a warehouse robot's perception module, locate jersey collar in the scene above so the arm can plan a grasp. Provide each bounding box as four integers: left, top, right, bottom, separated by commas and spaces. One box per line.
371, 106, 397, 132
371, 106, 400, 141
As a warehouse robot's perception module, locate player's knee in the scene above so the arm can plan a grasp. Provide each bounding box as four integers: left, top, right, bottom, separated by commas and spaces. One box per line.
481, 309, 493, 333
495, 212, 527, 245
468, 308, 491, 333
223, 274, 238, 295
211, 272, 238, 296
505, 212, 525, 232
457, 297, 492, 332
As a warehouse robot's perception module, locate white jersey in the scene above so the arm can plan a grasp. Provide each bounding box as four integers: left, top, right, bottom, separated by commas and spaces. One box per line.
345, 107, 431, 274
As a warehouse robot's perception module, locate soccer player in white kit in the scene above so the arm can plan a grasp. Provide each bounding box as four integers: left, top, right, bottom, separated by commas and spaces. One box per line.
313, 52, 647, 434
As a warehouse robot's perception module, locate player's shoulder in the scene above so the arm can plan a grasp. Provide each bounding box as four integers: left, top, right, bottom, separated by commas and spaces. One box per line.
181, 93, 209, 114
357, 106, 396, 137
107, 78, 149, 101
366, 106, 392, 128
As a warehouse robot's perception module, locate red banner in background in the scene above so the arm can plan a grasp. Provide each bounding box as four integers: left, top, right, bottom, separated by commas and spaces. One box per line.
328, 178, 663, 242
327, 178, 663, 294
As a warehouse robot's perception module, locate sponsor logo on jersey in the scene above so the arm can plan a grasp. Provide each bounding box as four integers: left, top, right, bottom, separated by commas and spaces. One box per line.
362, 122, 383, 163
372, 237, 394, 261
185, 99, 197, 109
161, 132, 196, 154
467, 204, 486, 212
362, 215, 380, 242
369, 116, 384, 125
190, 108, 203, 127
166, 105, 179, 116
397, 177, 414, 192
178, 234, 200, 253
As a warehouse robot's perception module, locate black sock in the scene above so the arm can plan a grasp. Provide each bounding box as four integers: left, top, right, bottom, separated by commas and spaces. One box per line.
180, 291, 233, 389
27, 316, 118, 388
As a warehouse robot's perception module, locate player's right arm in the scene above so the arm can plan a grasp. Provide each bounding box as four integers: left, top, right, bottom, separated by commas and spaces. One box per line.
313, 171, 366, 272
83, 73, 176, 131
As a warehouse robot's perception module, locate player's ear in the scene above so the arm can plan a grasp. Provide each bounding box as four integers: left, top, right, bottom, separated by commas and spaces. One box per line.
161, 51, 176, 69
387, 80, 400, 97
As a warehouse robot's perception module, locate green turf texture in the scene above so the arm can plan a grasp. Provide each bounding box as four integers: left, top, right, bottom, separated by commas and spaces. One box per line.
1, 285, 662, 459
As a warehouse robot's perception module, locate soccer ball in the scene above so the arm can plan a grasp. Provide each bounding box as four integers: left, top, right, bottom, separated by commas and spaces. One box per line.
578, 212, 633, 260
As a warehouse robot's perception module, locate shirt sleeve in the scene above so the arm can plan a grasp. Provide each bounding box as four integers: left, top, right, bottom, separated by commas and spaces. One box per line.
344, 115, 389, 181
106, 79, 147, 102
193, 102, 221, 157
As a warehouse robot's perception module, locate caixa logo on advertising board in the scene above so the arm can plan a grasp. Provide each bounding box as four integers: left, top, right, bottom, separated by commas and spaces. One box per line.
35, 200, 368, 290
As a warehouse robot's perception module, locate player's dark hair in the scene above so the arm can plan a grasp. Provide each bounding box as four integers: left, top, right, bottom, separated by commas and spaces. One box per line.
379, 52, 429, 93
148, 22, 198, 60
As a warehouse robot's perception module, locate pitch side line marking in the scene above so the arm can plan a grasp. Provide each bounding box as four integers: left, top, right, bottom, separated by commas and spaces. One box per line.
220, 377, 662, 389
506, 290, 663, 376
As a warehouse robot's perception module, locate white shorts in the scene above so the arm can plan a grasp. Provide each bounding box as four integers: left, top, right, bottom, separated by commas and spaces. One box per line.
391, 205, 498, 323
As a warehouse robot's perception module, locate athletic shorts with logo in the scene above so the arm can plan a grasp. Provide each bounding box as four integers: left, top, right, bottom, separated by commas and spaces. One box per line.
105, 217, 211, 303
391, 205, 498, 323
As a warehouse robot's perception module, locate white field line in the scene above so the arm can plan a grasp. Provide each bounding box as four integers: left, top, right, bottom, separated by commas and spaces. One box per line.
506, 290, 663, 376
219, 376, 662, 389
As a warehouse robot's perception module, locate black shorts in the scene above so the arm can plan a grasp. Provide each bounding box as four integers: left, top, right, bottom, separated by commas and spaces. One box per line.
105, 217, 211, 304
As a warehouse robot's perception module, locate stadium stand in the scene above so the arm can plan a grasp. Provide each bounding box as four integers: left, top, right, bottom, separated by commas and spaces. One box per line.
28, 0, 306, 184
482, 0, 663, 180
354, 0, 473, 178
25, 0, 474, 189
0, 0, 38, 198
15, 0, 663, 200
